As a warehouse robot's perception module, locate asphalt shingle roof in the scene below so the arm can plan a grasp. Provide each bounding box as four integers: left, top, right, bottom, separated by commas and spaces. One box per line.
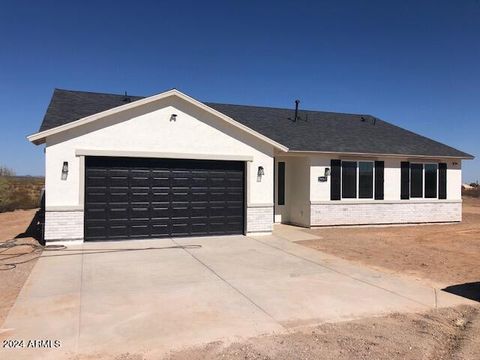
38, 89, 473, 158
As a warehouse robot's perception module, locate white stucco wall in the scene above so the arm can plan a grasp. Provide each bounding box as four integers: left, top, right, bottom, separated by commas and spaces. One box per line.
274, 153, 463, 227
44, 96, 275, 210
447, 161, 462, 200
274, 156, 310, 227
286, 157, 311, 226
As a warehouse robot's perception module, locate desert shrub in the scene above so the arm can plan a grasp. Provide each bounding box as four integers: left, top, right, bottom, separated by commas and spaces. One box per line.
0, 176, 44, 212
462, 187, 480, 198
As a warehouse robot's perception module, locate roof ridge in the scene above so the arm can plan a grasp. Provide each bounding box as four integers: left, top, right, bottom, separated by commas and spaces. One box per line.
203, 102, 368, 117
54, 88, 146, 98
53, 88, 369, 116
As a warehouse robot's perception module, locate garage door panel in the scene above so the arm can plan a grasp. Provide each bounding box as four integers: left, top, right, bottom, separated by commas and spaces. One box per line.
109, 192, 129, 203
151, 206, 171, 218
130, 192, 150, 203
150, 224, 170, 237
85, 157, 244, 241
191, 205, 208, 216
190, 191, 208, 202
107, 208, 129, 220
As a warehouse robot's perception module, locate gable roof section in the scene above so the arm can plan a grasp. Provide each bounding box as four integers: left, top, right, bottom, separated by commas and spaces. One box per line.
28, 89, 288, 151
30, 89, 473, 159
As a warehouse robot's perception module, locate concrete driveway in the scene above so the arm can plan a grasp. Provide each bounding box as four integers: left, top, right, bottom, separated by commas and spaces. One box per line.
0, 230, 472, 359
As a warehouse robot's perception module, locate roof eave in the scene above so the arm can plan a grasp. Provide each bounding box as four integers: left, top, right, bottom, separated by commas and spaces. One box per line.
286, 150, 474, 160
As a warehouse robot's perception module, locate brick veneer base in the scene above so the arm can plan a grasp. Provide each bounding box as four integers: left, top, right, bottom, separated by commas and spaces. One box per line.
45, 206, 274, 241
247, 206, 274, 233
311, 201, 461, 226
44, 211, 84, 241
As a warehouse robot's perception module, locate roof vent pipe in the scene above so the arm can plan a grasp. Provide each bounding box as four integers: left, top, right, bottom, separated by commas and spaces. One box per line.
294, 99, 300, 122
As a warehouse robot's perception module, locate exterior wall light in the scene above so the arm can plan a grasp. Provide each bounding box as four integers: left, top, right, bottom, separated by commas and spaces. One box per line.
257, 166, 264, 182
61, 161, 68, 180
170, 114, 177, 122
324, 167, 331, 176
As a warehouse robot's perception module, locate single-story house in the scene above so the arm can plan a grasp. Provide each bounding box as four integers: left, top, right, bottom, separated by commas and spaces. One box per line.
28, 89, 474, 242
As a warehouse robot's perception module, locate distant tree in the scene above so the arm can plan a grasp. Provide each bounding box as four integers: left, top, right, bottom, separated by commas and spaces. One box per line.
0, 166, 15, 177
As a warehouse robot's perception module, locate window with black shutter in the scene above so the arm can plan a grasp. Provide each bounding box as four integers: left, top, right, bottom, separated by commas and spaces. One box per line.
401, 161, 410, 199
359, 162, 374, 198
425, 164, 438, 198
342, 161, 357, 198
410, 163, 423, 198
374, 161, 384, 200
330, 159, 341, 200
439, 163, 447, 199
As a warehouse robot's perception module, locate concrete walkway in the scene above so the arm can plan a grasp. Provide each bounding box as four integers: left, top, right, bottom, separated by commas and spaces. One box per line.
0, 233, 473, 359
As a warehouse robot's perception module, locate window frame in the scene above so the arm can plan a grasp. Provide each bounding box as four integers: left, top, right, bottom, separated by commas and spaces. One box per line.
409, 162, 439, 200
340, 160, 375, 200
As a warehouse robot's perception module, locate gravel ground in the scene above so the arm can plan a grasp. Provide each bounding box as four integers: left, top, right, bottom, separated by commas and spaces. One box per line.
0, 208, 42, 326
165, 305, 480, 360
299, 197, 480, 286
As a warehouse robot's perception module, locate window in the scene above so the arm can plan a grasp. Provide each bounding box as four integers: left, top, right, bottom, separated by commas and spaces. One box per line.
425, 164, 438, 198
341, 161, 374, 199
277, 162, 285, 205
409, 163, 438, 199
359, 162, 374, 198
341, 161, 357, 198
410, 163, 423, 198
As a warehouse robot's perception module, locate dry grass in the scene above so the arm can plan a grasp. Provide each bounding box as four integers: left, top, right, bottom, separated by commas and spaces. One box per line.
0, 176, 44, 213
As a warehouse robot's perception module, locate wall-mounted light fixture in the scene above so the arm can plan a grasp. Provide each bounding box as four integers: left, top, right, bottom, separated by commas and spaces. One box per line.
257, 166, 264, 182
61, 161, 68, 180
170, 114, 177, 122
452, 162, 458, 166
324, 167, 331, 176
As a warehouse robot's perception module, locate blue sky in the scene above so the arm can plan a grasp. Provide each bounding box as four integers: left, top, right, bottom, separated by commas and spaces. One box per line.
0, 0, 478, 182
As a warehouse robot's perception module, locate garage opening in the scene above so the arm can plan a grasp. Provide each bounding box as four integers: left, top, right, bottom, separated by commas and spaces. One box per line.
84, 156, 245, 241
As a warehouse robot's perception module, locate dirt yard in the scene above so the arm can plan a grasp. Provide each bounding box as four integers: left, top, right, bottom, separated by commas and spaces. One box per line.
0, 209, 42, 326
166, 305, 479, 360
299, 197, 480, 286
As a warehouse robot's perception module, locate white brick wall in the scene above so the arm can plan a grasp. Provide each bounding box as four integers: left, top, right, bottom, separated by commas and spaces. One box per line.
247, 206, 274, 233
311, 201, 462, 226
44, 211, 84, 241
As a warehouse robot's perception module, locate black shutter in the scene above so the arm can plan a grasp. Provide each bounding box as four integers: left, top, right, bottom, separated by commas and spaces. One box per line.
330, 159, 341, 200
374, 161, 384, 200
439, 163, 447, 199
278, 162, 285, 205
401, 161, 410, 200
